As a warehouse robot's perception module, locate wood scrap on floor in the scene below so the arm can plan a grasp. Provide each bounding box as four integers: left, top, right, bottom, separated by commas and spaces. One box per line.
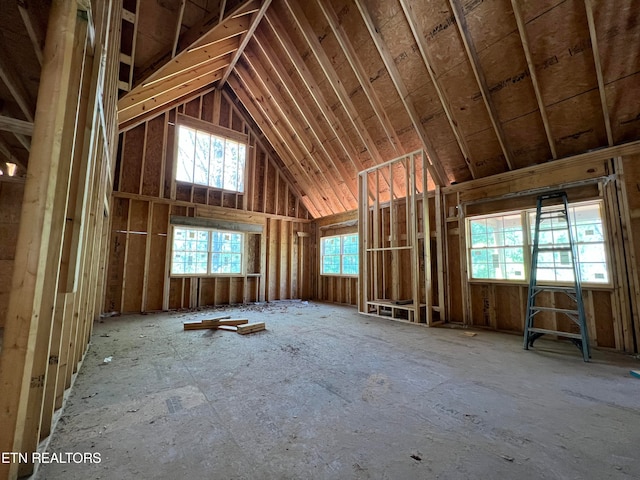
237, 322, 266, 335
183, 317, 265, 334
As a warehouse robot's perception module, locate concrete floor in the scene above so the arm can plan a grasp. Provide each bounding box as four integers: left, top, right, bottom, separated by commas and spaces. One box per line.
36, 301, 640, 480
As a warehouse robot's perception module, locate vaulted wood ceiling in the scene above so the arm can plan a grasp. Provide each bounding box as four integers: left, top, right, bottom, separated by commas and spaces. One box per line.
1, 1, 638, 218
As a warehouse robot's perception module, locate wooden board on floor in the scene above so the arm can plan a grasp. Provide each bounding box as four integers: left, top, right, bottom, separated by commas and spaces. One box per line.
237, 322, 266, 334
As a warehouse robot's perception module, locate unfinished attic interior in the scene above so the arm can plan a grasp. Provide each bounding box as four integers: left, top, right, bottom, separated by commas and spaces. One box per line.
1, 0, 640, 478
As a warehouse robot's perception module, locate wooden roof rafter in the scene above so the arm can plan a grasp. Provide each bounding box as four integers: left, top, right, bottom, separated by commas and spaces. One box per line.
218, 0, 272, 89
0, 44, 35, 122
398, 0, 476, 179
281, 0, 386, 170
249, 32, 360, 207
448, 0, 514, 170
315, 0, 403, 159
353, 0, 448, 186
510, 0, 557, 160
262, 13, 367, 177
118, 0, 259, 128
584, 0, 613, 146
0, 115, 34, 136
17, 0, 45, 66
228, 72, 330, 217
234, 61, 349, 213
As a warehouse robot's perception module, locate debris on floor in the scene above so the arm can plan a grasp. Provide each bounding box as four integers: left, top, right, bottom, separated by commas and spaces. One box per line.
630, 370, 640, 379
462, 331, 478, 337
183, 316, 266, 334
237, 322, 266, 335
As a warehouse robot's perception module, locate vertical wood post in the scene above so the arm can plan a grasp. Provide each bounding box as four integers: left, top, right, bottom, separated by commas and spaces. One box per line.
0, 1, 79, 478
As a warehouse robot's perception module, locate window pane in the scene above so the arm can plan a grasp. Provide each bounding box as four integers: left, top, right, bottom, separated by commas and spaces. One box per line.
224, 141, 239, 191
177, 126, 196, 182
342, 254, 358, 275
322, 255, 341, 274
342, 235, 358, 255
322, 237, 340, 255
210, 137, 225, 189
194, 131, 210, 185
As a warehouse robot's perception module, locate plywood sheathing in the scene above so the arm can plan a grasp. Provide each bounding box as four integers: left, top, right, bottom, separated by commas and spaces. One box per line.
522, 0, 608, 157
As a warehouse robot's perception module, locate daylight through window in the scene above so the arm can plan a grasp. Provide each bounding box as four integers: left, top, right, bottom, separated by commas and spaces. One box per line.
171, 227, 244, 276
176, 124, 246, 192
321, 234, 359, 275
467, 200, 609, 284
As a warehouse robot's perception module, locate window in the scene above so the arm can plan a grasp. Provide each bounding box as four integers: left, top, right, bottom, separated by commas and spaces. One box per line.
467, 200, 609, 284
171, 226, 244, 276
176, 124, 246, 192
321, 234, 359, 275
469, 213, 525, 281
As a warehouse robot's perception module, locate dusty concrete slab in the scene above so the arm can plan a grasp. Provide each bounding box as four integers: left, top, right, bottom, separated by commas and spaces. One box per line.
36, 301, 640, 479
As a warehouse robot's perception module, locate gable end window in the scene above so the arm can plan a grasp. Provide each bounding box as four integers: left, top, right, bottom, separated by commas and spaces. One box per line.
176, 124, 247, 193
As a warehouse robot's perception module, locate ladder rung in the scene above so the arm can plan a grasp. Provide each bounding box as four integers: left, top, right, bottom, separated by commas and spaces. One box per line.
527, 327, 583, 340
530, 306, 579, 314
532, 286, 576, 294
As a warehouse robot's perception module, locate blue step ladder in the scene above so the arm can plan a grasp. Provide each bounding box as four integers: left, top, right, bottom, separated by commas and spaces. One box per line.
524, 192, 590, 362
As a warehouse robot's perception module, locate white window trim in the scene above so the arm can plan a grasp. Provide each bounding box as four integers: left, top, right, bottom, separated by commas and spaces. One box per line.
170, 225, 246, 277
320, 233, 359, 277
466, 199, 612, 287
174, 114, 249, 194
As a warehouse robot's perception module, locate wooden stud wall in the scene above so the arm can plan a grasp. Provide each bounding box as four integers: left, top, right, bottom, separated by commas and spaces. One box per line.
0, 179, 24, 327
0, 0, 121, 478
107, 87, 312, 313
441, 144, 640, 353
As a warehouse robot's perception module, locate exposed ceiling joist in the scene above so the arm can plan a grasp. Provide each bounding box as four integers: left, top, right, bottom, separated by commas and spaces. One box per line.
228, 72, 329, 217
235, 62, 347, 213
510, 0, 557, 160
17, 0, 44, 66
399, 0, 476, 178
0, 114, 34, 136
316, 0, 403, 159
171, 0, 187, 59
282, 0, 385, 170
0, 45, 35, 122
584, 0, 613, 146
263, 13, 367, 178
118, 56, 230, 128
354, 0, 448, 186
178, 0, 258, 56
448, 0, 514, 170
218, 0, 272, 89
218, 0, 227, 25
250, 33, 360, 206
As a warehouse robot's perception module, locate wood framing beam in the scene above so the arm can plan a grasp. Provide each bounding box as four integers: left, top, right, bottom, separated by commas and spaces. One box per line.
263, 13, 365, 175
228, 73, 329, 217
354, 0, 448, 186
172, 0, 187, 59
584, 0, 613, 146
123, 1, 254, 125
0, 0, 78, 477
118, 55, 230, 127
0, 114, 34, 136
448, 0, 514, 170
510, 0, 557, 159
218, 0, 227, 25
0, 44, 35, 122
17, 0, 45, 66
399, 0, 476, 178
316, 0, 403, 158
218, 0, 272, 88
234, 63, 345, 214
281, 0, 385, 170
240, 52, 354, 210
176, 0, 257, 57
249, 34, 359, 206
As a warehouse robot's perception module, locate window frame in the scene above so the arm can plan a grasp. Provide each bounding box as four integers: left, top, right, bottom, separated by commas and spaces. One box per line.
174, 114, 249, 194
170, 225, 246, 277
465, 199, 612, 287
320, 233, 359, 277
